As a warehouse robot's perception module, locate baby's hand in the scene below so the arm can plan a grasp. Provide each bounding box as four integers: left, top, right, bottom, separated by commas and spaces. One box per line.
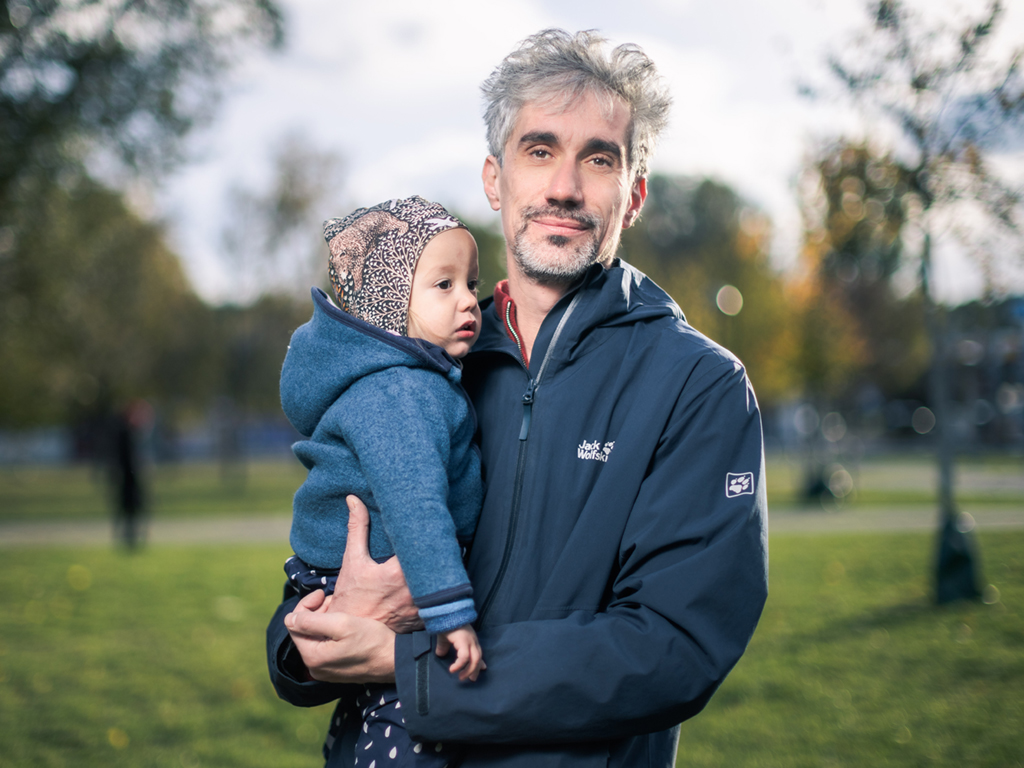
435, 625, 485, 682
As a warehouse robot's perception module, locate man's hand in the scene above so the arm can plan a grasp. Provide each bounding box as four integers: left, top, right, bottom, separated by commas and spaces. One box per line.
329, 495, 423, 633
436, 625, 486, 682
286, 589, 397, 683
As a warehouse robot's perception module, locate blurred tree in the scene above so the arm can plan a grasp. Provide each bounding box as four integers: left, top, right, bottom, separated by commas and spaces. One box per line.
221, 135, 345, 302
0, 170, 210, 426
0, 0, 285, 432
800, 140, 929, 399
0, 0, 283, 204
621, 174, 802, 408
214, 295, 308, 416
787, 272, 866, 406
461, 217, 506, 300
206, 293, 308, 484
821, 0, 1024, 602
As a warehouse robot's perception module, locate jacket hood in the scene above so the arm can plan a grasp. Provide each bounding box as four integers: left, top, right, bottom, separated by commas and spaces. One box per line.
572, 258, 684, 330
280, 287, 458, 437
474, 259, 684, 363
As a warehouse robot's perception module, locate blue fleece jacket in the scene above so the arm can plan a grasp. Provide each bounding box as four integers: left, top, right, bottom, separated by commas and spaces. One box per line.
281, 287, 483, 633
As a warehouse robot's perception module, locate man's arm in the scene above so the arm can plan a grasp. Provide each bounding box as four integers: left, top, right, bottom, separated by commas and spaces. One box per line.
286, 589, 397, 684
267, 497, 416, 695
266, 586, 357, 706
394, 363, 768, 744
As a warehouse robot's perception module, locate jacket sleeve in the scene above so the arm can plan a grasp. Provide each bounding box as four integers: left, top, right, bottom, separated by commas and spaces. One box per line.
394, 361, 769, 744
335, 367, 477, 619
265, 583, 361, 708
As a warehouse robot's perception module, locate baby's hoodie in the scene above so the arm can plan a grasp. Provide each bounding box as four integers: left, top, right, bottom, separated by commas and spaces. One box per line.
281, 287, 482, 633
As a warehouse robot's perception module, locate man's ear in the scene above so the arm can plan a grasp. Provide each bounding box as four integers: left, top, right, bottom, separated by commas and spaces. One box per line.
622, 176, 647, 228
482, 156, 502, 212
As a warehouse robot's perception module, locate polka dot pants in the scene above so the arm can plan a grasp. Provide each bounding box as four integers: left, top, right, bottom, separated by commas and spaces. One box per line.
353, 685, 455, 768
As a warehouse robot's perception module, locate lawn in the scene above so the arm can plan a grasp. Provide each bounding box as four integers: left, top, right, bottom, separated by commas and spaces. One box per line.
0, 530, 1020, 767
0, 541, 330, 768
679, 530, 1023, 767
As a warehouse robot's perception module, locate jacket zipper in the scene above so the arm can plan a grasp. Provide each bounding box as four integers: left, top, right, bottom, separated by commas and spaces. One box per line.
477, 293, 583, 624
505, 300, 528, 367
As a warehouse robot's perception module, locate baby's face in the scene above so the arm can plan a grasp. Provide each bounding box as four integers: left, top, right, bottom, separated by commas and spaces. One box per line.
407, 228, 482, 358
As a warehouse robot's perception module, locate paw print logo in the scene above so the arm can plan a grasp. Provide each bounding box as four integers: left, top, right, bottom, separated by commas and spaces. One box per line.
726, 472, 754, 498
602, 441, 615, 455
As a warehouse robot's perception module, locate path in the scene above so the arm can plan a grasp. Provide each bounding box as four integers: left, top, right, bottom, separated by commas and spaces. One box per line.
1, 504, 1022, 547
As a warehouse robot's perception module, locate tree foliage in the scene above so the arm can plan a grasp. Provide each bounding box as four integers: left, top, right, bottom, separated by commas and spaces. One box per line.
0, 171, 210, 425
220, 135, 345, 302
0, 0, 285, 429
1, 0, 283, 203
622, 174, 802, 407
800, 140, 929, 398
826, 0, 1024, 289
819, 1, 1024, 594
462, 218, 506, 300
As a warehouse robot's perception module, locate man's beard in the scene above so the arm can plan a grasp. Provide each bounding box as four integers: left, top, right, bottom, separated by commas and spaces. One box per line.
512, 206, 603, 286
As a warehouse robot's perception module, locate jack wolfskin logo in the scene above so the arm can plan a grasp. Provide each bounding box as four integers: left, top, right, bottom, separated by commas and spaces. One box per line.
726, 472, 754, 498
578, 440, 615, 462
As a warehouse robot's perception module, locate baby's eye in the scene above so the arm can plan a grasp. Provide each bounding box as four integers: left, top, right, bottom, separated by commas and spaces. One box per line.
436, 279, 453, 290
468, 279, 481, 294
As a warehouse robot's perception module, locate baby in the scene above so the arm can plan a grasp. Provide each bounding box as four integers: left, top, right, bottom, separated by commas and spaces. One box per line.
280, 196, 484, 765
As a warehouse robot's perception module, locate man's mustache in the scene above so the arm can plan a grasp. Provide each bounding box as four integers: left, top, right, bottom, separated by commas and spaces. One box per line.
521, 206, 599, 231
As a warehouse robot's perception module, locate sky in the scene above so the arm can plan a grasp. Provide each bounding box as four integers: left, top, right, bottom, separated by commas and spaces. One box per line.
157, 0, 1024, 305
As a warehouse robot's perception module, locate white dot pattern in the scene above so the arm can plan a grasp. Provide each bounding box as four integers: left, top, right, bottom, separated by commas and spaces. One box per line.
353, 688, 450, 766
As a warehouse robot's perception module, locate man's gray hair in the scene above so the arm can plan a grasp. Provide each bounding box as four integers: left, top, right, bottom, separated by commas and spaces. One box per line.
482, 29, 671, 180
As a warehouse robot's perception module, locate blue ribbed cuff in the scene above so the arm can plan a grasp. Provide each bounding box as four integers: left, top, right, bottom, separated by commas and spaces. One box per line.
420, 598, 477, 634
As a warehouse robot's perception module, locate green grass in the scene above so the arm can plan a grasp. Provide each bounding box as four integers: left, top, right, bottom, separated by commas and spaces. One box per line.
0, 541, 332, 768
679, 530, 1024, 767
1, 531, 1021, 767
0, 460, 307, 522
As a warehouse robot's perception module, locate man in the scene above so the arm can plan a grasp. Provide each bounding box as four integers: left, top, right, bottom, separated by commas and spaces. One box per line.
267, 28, 768, 767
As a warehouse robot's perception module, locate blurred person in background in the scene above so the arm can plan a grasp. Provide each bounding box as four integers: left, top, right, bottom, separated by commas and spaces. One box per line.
109, 399, 151, 549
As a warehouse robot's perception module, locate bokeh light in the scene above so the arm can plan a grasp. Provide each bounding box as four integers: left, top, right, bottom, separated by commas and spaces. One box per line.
67, 564, 92, 591
107, 727, 130, 749
794, 404, 819, 436
822, 412, 847, 442
716, 285, 743, 316
828, 467, 854, 498
911, 406, 935, 434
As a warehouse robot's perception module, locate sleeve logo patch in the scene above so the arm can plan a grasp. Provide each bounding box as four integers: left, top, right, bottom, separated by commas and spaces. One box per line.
726, 472, 755, 498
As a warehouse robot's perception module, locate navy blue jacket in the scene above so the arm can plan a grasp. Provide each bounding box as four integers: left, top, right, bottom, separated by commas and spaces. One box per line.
267, 261, 769, 767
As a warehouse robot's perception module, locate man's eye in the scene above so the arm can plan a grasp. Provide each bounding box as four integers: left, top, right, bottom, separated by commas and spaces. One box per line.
530, 148, 550, 159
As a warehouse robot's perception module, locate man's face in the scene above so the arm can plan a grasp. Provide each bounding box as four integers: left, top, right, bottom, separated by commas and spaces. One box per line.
482, 90, 646, 286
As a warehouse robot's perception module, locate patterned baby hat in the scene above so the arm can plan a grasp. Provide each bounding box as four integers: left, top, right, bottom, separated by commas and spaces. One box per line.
324, 196, 467, 335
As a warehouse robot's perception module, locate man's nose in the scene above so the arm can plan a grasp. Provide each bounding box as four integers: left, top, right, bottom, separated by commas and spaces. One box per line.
544, 158, 582, 208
